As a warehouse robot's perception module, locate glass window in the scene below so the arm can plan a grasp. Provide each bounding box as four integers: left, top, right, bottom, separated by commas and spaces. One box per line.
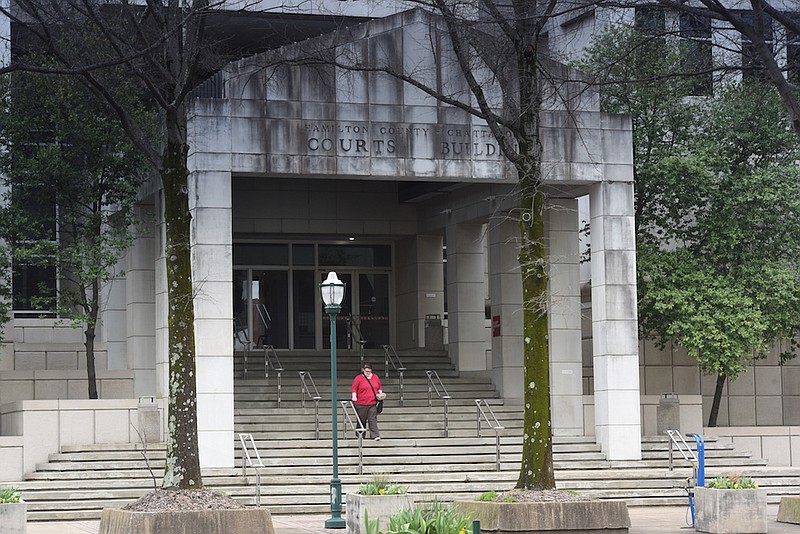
12, 264, 56, 316
293, 270, 316, 349
635, 7, 665, 34
234, 244, 289, 266
788, 15, 800, 85
680, 13, 713, 95
737, 11, 774, 82
318, 245, 391, 267
292, 244, 315, 266
252, 270, 289, 348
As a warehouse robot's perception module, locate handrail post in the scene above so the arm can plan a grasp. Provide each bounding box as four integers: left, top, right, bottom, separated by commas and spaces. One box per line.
277, 370, 282, 408
443, 397, 450, 437
427, 370, 433, 407
495, 429, 501, 471
315, 398, 320, 440
399, 370, 405, 407
299, 371, 307, 408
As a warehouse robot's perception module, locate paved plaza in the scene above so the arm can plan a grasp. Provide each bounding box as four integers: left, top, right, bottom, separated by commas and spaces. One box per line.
24, 504, 800, 534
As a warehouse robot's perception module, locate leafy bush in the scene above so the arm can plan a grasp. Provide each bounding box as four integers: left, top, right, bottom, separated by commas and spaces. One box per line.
358, 473, 407, 496
365, 500, 472, 534
475, 490, 517, 503
708, 474, 758, 490
0, 487, 21, 503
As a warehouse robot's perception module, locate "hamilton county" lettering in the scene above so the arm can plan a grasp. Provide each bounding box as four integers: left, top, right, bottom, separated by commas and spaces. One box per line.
304, 122, 502, 158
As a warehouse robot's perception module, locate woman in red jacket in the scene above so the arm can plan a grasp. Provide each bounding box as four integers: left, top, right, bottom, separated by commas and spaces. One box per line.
351, 362, 384, 440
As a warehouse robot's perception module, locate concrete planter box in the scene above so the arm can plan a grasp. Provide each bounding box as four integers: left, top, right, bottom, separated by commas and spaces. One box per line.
451, 500, 630, 533
346, 493, 414, 534
777, 495, 800, 524
98, 508, 275, 534
694, 487, 767, 533
0, 501, 27, 534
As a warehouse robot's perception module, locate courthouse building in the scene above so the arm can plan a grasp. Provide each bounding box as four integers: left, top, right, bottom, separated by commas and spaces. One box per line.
0, 2, 796, 478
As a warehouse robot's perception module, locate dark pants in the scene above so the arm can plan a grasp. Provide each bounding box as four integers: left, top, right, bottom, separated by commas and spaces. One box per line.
354, 403, 379, 439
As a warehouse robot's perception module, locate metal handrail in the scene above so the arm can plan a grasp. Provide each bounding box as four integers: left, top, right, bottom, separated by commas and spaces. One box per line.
255, 303, 271, 347
340, 400, 367, 475
382, 344, 407, 406
238, 433, 264, 507
476, 399, 504, 471
299, 371, 322, 439
426, 370, 451, 437
346, 315, 367, 368
667, 430, 706, 528
264, 345, 284, 407
235, 319, 253, 378
666, 429, 697, 471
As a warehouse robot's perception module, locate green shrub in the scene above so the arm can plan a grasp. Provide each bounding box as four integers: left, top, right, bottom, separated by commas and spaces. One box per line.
358, 472, 407, 496
0, 488, 21, 503
365, 500, 472, 534
476, 490, 497, 501
707, 474, 758, 489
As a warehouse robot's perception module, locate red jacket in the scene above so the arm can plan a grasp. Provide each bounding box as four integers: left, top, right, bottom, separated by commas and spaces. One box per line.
351, 373, 382, 405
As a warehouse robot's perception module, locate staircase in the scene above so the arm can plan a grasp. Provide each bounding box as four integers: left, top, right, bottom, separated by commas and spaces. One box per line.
12, 348, 800, 521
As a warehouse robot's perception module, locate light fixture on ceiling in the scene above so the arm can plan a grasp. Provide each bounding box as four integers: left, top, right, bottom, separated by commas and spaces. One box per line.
348, 236, 355, 241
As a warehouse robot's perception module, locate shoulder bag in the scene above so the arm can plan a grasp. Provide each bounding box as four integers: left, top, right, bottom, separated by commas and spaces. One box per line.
363, 373, 384, 414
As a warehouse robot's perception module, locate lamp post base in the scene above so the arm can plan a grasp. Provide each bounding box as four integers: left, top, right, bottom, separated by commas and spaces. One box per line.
326, 477, 346, 529
325, 517, 347, 529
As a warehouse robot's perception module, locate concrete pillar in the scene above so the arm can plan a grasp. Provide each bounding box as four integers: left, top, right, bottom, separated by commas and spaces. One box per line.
126, 203, 157, 397
102, 261, 127, 372
488, 218, 523, 402
189, 170, 234, 469
547, 199, 584, 436
446, 223, 487, 372
590, 181, 642, 460
395, 236, 445, 350
154, 194, 169, 403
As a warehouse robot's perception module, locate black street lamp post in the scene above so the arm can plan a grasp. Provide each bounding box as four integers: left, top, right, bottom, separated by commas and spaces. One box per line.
320, 271, 346, 529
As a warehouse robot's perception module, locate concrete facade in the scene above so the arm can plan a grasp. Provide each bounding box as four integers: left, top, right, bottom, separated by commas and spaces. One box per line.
0, 0, 794, 486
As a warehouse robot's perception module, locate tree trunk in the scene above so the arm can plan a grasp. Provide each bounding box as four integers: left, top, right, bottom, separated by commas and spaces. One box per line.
85, 278, 100, 399
707, 373, 726, 427
160, 130, 203, 489
85, 328, 98, 399
515, 156, 555, 490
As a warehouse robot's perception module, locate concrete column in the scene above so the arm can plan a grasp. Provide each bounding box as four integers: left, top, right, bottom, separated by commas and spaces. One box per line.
395, 236, 445, 350
547, 199, 584, 436
590, 181, 642, 460
488, 218, 523, 402
446, 223, 487, 372
102, 265, 126, 372
154, 194, 169, 402
126, 203, 157, 397
190, 170, 234, 469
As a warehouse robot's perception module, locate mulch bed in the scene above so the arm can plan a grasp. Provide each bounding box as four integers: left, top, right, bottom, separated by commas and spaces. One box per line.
496, 489, 591, 503
122, 488, 245, 512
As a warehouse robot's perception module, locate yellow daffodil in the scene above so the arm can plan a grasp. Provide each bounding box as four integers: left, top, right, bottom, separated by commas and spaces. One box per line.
379, 488, 385, 495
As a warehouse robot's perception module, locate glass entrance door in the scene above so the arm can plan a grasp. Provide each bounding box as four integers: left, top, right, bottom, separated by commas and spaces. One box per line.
322, 272, 352, 350
320, 270, 390, 350
358, 273, 390, 349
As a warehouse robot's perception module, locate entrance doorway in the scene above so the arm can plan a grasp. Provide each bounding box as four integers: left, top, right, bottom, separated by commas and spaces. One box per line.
234, 243, 392, 351
320, 271, 390, 350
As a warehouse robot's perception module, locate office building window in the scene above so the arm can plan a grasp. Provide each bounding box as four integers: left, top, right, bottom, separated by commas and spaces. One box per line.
737, 11, 774, 81
680, 13, 713, 95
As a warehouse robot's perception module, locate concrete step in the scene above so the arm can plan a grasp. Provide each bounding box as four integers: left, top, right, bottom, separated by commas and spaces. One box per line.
18, 349, 800, 522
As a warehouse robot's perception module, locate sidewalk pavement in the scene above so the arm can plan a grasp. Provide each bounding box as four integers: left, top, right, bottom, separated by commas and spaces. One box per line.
25, 505, 800, 533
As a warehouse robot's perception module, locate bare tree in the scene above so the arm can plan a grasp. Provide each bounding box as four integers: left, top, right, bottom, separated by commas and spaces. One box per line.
650, 0, 800, 140
0, 0, 216, 489
305, 0, 602, 490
